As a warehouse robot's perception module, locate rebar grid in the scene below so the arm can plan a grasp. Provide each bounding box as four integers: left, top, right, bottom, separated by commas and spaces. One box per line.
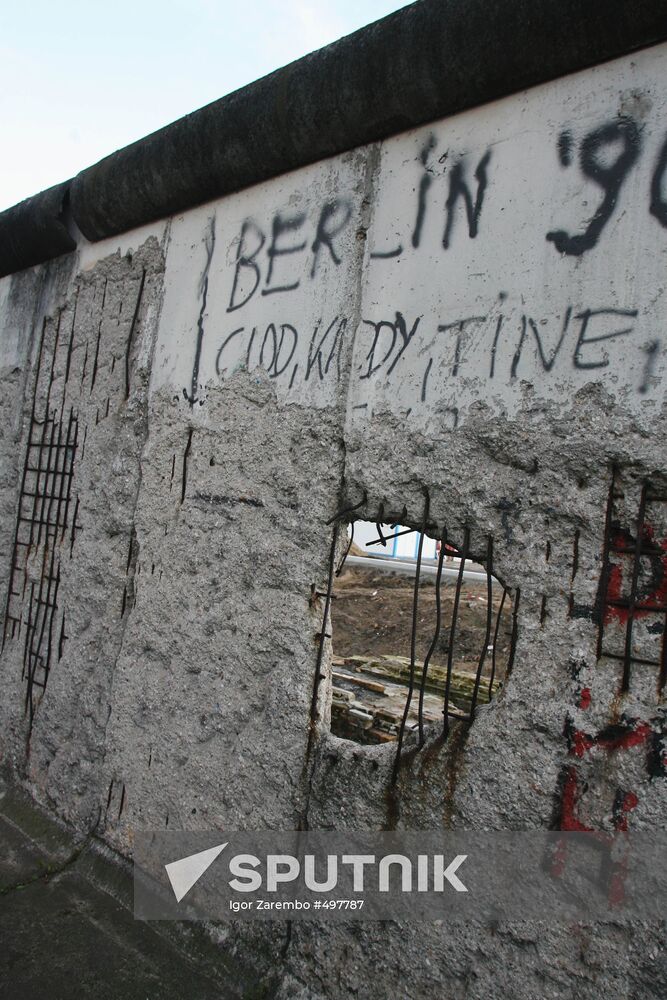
597, 469, 667, 692
318, 497, 517, 781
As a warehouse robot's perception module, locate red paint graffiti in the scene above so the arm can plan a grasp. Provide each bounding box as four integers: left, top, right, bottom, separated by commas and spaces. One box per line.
570, 720, 653, 759
604, 524, 667, 625
552, 767, 638, 906
558, 765, 593, 833
613, 790, 639, 834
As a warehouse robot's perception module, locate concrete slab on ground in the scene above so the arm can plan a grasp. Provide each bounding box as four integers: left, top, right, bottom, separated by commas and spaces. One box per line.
0, 781, 261, 1000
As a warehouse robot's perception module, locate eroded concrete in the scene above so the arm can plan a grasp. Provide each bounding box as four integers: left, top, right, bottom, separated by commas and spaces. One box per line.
1, 41, 666, 1000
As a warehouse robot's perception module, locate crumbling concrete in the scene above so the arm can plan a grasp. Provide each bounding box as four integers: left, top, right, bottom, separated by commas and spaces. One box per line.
1, 33, 666, 1000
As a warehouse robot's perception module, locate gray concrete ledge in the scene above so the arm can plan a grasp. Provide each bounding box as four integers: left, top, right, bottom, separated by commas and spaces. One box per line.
0, 182, 76, 279
2, 0, 667, 276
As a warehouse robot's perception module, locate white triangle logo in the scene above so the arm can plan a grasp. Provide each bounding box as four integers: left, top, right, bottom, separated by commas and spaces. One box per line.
165, 842, 228, 902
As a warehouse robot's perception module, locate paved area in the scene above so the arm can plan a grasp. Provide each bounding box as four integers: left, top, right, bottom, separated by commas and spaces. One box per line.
0, 782, 252, 1000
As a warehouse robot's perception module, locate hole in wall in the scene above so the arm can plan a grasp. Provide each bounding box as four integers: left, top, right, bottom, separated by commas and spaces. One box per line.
329, 519, 515, 745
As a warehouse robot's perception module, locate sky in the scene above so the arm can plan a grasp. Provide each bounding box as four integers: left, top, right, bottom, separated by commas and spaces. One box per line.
0, 0, 410, 211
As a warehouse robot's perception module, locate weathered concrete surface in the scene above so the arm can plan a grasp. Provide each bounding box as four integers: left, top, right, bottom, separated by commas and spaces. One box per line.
0, 38, 666, 1000
0, 236, 168, 832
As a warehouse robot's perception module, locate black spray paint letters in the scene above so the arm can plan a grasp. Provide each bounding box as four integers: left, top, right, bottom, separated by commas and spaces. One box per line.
359, 313, 421, 380
211, 303, 657, 400
371, 136, 492, 259
196, 112, 667, 401
358, 303, 650, 395
187, 215, 216, 406
547, 119, 641, 256
215, 316, 348, 387
490, 305, 639, 378
224, 137, 495, 301
547, 116, 667, 255
650, 133, 667, 228
222, 115, 667, 316
227, 201, 353, 313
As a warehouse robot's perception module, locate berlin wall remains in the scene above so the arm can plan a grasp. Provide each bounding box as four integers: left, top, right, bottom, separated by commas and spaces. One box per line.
1, 1, 667, 996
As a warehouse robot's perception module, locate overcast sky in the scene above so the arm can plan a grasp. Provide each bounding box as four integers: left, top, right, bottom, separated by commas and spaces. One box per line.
0, 1, 410, 211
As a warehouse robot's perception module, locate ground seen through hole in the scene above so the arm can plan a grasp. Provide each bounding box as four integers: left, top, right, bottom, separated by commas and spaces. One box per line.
330, 520, 515, 744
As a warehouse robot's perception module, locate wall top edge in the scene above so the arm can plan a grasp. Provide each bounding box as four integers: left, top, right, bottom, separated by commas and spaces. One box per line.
1, 0, 667, 280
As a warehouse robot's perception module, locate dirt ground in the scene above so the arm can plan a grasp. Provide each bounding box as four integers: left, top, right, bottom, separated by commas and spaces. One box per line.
331, 563, 514, 678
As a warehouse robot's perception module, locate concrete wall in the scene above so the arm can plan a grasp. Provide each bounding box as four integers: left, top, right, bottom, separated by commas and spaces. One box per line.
1, 38, 667, 1000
